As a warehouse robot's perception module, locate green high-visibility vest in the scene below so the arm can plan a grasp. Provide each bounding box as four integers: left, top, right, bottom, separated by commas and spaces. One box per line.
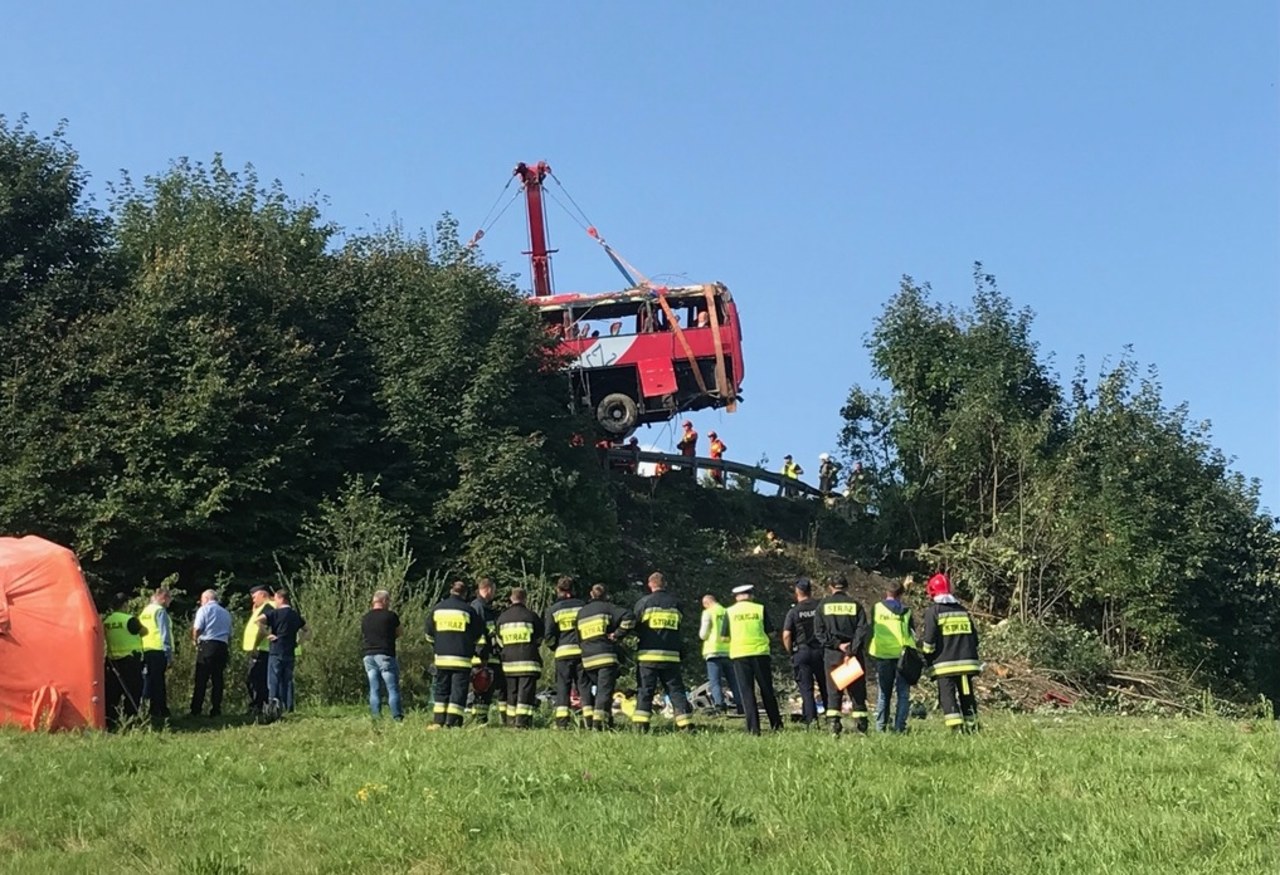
103, 611, 142, 659
138, 603, 167, 652
701, 605, 730, 658
868, 602, 915, 659
242, 603, 270, 652
727, 601, 769, 659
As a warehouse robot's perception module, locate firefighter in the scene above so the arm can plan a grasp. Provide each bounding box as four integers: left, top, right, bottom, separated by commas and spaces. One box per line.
921, 573, 981, 733
625, 437, 641, 475
470, 578, 506, 724
631, 572, 695, 733
576, 584, 634, 731
544, 576, 586, 728
815, 573, 870, 735
782, 578, 827, 727
425, 580, 484, 729
677, 419, 698, 479
778, 455, 804, 497
726, 584, 783, 735
102, 592, 144, 729
708, 431, 727, 487
497, 587, 545, 728
817, 453, 841, 496
242, 586, 272, 717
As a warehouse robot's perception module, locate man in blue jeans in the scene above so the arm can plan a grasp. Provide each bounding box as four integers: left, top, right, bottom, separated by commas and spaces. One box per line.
361, 589, 403, 720
699, 593, 743, 715
868, 577, 916, 732
258, 588, 307, 713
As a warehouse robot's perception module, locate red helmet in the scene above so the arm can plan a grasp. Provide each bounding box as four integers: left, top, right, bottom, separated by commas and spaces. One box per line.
471, 667, 493, 693
926, 573, 951, 598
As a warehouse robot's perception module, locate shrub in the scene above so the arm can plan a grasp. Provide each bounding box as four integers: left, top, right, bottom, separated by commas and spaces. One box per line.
985, 618, 1113, 687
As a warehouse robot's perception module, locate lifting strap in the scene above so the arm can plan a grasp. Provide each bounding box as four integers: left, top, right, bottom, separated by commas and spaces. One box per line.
702, 283, 735, 411
654, 291, 709, 396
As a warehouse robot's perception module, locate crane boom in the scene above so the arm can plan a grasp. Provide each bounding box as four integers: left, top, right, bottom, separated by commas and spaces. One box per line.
514, 161, 555, 297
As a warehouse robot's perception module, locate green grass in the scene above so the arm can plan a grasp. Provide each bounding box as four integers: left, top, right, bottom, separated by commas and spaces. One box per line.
0, 711, 1275, 874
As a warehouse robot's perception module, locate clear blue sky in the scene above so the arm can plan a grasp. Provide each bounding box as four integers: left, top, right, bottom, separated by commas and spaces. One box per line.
6, 2, 1277, 511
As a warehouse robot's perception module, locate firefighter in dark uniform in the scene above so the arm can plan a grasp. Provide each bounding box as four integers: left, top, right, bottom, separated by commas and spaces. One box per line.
576, 584, 634, 731
631, 572, 695, 733
726, 584, 784, 735
815, 573, 870, 735
921, 573, 982, 733
425, 580, 484, 729
470, 577, 506, 724
102, 592, 145, 730
782, 578, 827, 726
544, 576, 585, 728
496, 587, 544, 729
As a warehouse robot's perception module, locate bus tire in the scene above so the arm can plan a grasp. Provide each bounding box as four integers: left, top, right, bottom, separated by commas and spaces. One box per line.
597, 393, 639, 435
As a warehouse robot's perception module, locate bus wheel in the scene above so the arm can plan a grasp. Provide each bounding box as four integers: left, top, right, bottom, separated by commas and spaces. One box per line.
596, 393, 639, 434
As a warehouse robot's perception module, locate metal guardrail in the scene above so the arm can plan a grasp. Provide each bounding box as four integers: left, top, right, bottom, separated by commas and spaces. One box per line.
603, 448, 825, 498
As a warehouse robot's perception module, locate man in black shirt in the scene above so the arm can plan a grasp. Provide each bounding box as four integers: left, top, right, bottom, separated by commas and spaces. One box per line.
361, 589, 403, 721
258, 588, 307, 713
782, 578, 827, 727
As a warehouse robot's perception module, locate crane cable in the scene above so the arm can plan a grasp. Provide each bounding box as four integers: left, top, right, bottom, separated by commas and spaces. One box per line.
466, 176, 520, 248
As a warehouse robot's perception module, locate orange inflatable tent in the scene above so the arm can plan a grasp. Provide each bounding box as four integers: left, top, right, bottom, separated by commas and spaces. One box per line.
0, 536, 105, 731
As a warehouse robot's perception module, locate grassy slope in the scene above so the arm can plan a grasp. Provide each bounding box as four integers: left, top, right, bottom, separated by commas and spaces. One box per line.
0, 713, 1275, 875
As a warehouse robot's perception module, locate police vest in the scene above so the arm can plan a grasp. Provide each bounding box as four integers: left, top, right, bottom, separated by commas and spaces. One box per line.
242, 603, 270, 652
701, 605, 730, 659
727, 601, 769, 658
103, 611, 142, 659
868, 602, 914, 659
138, 603, 167, 652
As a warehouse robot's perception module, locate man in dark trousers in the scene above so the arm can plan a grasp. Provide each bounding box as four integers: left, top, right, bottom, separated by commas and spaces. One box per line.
425, 580, 484, 729
497, 587, 545, 728
782, 578, 827, 727
576, 584, 634, 731
815, 573, 870, 735
726, 584, 783, 735
138, 587, 173, 723
631, 572, 695, 733
258, 589, 306, 713
241, 586, 272, 718
470, 578, 506, 724
544, 576, 585, 728
190, 589, 232, 717
869, 576, 916, 733
101, 592, 144, 730
921, 573, 981, 733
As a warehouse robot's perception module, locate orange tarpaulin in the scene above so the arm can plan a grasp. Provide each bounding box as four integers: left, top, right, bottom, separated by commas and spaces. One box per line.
0, 536, 105, 731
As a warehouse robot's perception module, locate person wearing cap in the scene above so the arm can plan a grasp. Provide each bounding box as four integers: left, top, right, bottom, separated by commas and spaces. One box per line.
782, 578, 827, 727
815, 574, 870, 735
869, 576, 917, 733
190, 589, 233, 717
242, 586, 273, 717
101, 591, 145, 730
726, 584, 783, 735
778, 455, 803, 497
708, 432, 727, 486
699, 594, 742, 715
576, 584, 635, 731
921, 573, 981, 733
631, 572, 695, 733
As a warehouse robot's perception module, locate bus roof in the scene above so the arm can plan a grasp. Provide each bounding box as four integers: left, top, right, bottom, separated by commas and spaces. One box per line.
528, 283, 732, 312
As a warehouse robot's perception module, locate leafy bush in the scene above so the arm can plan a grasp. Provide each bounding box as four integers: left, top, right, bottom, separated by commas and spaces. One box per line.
985, 618, 1113, 687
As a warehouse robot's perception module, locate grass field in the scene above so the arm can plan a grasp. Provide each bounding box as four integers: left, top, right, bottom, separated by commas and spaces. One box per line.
0, 711, 1275, 874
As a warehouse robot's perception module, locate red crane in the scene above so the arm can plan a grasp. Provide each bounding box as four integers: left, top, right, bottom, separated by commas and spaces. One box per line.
515, 161, 555, 297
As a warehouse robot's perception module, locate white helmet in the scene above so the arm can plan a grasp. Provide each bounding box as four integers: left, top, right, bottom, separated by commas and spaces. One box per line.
819, 452, 830, 461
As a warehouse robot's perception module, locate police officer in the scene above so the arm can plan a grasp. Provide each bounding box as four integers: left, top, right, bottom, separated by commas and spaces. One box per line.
815, 574, 870, 735
425, 580, 484, 729
470, 578, 506, 724
699, 593, 741, 715
921, 573, 981, 733
496, 587, 544, 728
631, 572, 694, 733
726, 584, 783, 735
102, 592, 144, 729
544, 576, 585, 728
576, 584, 634, 731
782, 578, 826, 727
138, 587, 174, 722
242, 586, 272, 717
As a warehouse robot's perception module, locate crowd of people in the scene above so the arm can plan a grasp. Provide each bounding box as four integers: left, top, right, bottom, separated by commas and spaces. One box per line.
100, 570, 980, 735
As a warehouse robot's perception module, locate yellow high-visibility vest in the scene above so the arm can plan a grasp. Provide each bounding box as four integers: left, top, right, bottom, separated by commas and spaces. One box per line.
103, 611, 142, 659
727, 601, 769, 659
701, 605, 730, 659
138, 603, 167, 652
242, 603, 270, 652
868, 602, 915, 659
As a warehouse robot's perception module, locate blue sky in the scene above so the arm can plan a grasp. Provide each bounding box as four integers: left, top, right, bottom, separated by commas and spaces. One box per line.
5, 2, 1277, 511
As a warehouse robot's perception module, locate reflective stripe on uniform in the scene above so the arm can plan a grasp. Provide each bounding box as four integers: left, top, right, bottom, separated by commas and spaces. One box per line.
637, 649, 680, 663
554, 645, 581, 659
931, 659, 981, 676
436, 655, 472, 670
631, 710, 651, 723
674, 713, 693, 727
502, 660, 541, 675
943, 712, 964, 726
582, 653, 618, 669
446, 703, 466, 716
554, 706, 571, 719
